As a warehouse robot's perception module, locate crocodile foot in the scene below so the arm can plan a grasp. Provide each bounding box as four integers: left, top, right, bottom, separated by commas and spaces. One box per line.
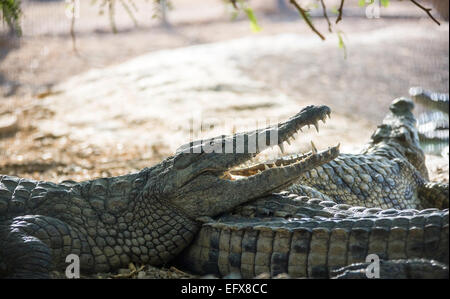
0, 219, 52, 278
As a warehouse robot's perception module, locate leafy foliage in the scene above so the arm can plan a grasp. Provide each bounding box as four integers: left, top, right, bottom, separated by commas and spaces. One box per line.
91, 0, 143, 33
0, 0, 440, 42
0, 0, 22, 35
228, 0, 261, 32
90, 0, 172, 32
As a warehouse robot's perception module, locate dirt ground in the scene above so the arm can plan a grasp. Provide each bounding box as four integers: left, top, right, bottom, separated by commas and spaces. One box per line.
0, 0, 448, 279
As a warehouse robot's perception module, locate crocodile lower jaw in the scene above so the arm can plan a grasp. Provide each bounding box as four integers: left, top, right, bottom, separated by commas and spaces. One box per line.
223, 144, 340, 181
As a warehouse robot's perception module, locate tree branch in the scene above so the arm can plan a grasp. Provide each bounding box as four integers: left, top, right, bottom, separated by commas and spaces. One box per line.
230, 0, 238, 10
320, 0, 332, 33
69, 0, 78, 53
410, 0, 440, 26
335, 0, 344, 24
289, 0, 325, 40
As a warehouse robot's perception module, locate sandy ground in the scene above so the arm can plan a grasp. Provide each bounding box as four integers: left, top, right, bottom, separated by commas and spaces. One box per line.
0, 1, 448, 279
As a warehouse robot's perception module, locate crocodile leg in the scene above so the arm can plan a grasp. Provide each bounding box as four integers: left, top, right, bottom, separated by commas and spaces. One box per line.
0, 218, 54, 278
0, 221, 51, 278
0, 215, 91, 278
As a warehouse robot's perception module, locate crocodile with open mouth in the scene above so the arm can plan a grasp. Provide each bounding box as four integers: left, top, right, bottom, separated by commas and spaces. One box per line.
0, 104, 339, 278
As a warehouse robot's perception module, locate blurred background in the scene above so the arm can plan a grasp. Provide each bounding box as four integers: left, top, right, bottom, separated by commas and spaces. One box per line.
0, 0, 448, 183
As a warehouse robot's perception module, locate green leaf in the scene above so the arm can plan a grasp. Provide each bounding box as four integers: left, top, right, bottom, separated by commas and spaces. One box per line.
358, 0, 366, 7
236, 0, 261, 32
337, 31, 347, 59
381, 0, 389, 7
243, 6, 261, 32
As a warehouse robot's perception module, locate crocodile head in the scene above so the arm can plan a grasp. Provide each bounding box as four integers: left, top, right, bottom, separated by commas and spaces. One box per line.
149, 105, 339, 218
363, 97, 428, 179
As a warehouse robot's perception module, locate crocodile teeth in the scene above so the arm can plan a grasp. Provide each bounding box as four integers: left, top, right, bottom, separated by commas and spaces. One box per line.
264, 164, 270, 170
313, 121, 320, 133
278, 143, 285, 154
327, 111, 331, 119
311, 141, 318, 154
292, 132, 298, 139
286, 139, 291, 145
321, 116, 327, 124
